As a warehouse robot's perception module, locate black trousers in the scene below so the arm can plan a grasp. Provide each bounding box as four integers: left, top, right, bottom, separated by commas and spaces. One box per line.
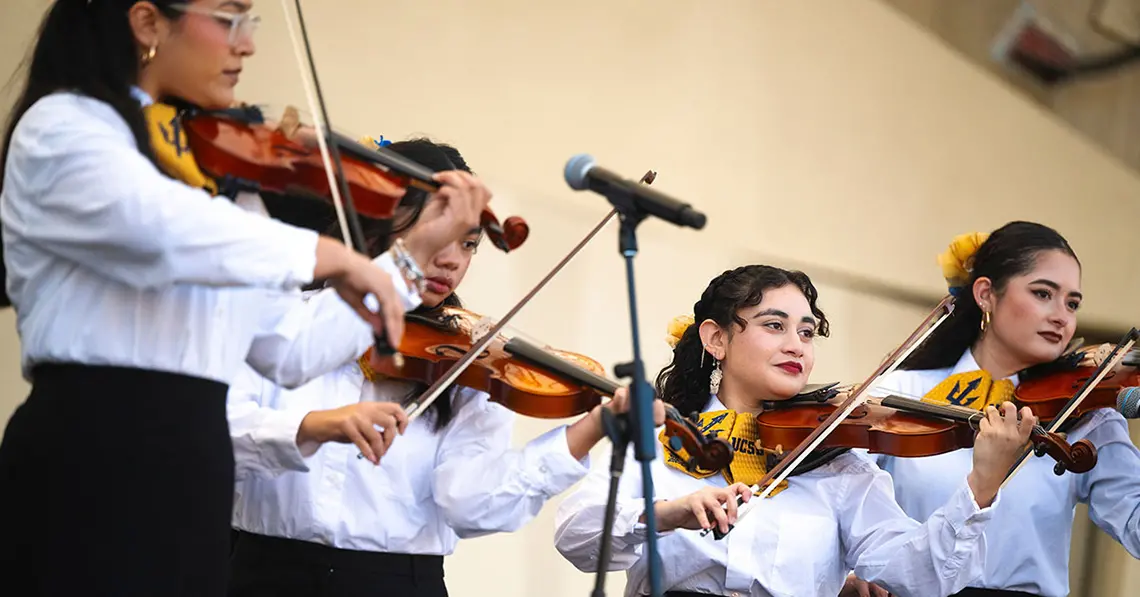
0, 363, 233, 596
229, 531, 447, 597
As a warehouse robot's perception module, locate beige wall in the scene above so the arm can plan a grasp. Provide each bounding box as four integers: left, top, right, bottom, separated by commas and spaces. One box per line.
1, 1, 1137, 596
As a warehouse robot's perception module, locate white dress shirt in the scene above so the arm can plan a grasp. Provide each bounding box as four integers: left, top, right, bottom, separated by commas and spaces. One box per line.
554, 396, 997, 597
0, 90, 417, 386
229, 361, 591, 554
864, 349, 1140, 597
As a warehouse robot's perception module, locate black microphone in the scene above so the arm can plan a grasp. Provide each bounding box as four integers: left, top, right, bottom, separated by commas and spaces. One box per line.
564, 154, 707, 230
1118, 387, 1140, 419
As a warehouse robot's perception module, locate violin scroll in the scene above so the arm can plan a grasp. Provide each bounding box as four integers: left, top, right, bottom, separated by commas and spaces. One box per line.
1029, 430, 1098, 475
662, 405, 734, 472
481, 211, 529, 252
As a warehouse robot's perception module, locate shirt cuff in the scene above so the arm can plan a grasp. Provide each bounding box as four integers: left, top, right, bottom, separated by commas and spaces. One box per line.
945, 480, 998, 538
613, 497, 674, 549
254, 407, 317, 473
374, 251, 422, 311
522, 425, 591, 497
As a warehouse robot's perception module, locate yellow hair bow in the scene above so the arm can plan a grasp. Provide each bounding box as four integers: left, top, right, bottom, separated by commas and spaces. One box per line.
666, 314, 695, 348
937, 232, 988, 292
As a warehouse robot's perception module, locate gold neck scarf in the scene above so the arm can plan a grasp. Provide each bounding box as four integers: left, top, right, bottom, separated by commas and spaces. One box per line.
143, 102, 218, 194
659, 409, 788, 498
921, 370, 1014, 411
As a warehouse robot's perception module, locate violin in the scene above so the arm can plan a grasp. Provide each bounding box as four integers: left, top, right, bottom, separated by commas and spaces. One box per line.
365, 305, 734, 472
1013, 345, 1140, 423
178, 105, 529, 252
754, 384, 1097, 476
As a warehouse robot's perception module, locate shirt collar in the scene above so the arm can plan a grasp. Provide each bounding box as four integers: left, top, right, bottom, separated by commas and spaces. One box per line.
704, 394, 728, 412
950, 349, 1020, 387
130, 86, 154, 107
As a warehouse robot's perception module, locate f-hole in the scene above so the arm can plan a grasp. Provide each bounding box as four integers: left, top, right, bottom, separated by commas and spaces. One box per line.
432, 345, 491, 360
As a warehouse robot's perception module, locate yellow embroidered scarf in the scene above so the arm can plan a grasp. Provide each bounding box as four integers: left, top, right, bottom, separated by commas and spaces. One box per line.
659, 409, 788, 498
921, 370, 1014, 411
143, 102, 218, 194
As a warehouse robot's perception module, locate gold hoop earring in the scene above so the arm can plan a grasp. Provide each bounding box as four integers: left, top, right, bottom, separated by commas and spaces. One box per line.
980, 310, 992, 333
141, 45, 157, 66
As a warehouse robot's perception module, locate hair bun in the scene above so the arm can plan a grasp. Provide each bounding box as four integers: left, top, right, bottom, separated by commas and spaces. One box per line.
938, 232, 989, 293
666, 314, 695, 348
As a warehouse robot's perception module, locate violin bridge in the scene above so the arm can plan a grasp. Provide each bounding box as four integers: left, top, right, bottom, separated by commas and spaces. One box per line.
469, 317, 496, 343
277, 105, 301, 139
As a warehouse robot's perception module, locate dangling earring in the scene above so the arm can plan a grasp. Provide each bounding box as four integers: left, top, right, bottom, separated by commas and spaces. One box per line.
141, 44, 157, 67
709, 359, 723, 396
980, 310, 992, 334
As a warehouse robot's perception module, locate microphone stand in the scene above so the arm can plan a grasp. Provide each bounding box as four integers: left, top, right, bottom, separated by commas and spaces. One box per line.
591, 197, 663, 597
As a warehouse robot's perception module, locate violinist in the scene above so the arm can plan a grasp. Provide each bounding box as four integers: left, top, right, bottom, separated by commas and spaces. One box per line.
227, 138, 665, 597
848, 221, 1140, 597
0, 2, 488, 596
554, 264, 1036, 597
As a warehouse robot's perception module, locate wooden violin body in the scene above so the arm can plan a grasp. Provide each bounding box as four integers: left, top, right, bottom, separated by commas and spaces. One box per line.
755, 394, 1097, 475
1015, 358, 1139, 422
180, 106, 528, 252
370, 307, 604, 419
756, 402, 973, 458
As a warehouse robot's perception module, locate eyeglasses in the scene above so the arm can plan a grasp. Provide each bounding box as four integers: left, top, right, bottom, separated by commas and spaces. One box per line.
168, 3, 261, 46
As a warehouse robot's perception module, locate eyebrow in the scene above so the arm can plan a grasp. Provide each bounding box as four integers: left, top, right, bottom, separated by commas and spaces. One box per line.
220, 1, 252, 11
753, 308, 818, 326
467, 226, 483, 235
1029, 278, 1083, 299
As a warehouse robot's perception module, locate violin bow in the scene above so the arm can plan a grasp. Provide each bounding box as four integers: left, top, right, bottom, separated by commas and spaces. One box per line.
706, 294, 956, 538
1000, 327, 1139, 488
279, 0, 372, 258
400, 170, 658, 421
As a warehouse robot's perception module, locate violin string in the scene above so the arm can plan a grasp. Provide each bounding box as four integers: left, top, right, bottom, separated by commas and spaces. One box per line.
279, 0, 352, 249
714, 298, 954, 536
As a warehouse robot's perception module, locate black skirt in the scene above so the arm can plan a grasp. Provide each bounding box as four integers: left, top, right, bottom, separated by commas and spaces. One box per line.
0, 363, 233, 597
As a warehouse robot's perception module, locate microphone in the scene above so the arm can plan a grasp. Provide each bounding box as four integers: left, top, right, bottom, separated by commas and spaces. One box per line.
564, 154, 707, 230
1118, 387, 1140, 419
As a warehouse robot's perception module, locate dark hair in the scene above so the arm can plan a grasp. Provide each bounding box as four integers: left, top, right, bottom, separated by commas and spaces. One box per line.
0, 0, 183, 307
901, 221, 1080, 371
363, 138, 472, 433
655, 265, 830, 417
321, 137, 474, 259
